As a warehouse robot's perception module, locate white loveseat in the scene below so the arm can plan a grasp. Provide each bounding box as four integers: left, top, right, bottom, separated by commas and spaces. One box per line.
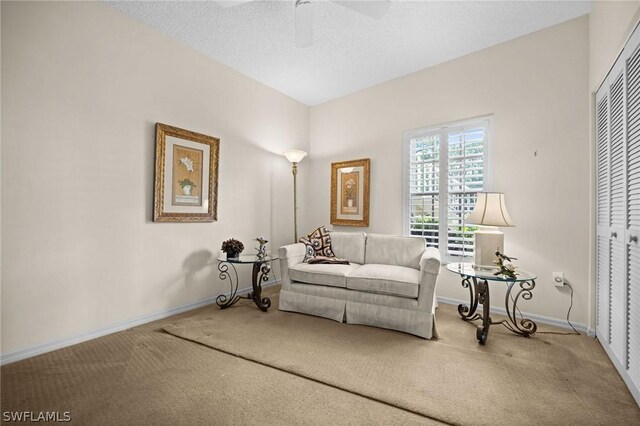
278, 232, 441, 339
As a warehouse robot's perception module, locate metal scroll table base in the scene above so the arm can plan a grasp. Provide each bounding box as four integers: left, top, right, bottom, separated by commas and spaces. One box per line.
458, 276, 537, 345
215, 260, 272, 312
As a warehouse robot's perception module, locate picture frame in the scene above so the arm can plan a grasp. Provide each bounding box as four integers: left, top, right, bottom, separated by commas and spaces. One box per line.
153, 123, 220, 222
330, 158, 370, 227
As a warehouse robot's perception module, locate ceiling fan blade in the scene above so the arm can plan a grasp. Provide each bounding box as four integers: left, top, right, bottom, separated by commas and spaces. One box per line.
295, 0, 313, 48
333, 0, 390, 19
213, 1, 254, 8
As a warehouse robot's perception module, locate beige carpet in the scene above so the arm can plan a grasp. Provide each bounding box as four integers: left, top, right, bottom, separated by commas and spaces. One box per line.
164, 290, 640, 426
2, 286, 639, 425
1, 292, 438, 425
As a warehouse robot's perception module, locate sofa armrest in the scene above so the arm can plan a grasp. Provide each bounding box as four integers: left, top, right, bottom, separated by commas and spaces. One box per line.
419, 247, 441, 274
278, 243, 306, 290
418, 247, 442, 310
279, 243, 306, 263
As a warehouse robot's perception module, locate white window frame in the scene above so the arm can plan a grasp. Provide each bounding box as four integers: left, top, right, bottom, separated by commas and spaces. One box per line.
402, 115, 493, 263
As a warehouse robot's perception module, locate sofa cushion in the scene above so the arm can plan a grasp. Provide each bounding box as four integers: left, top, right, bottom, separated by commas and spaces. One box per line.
290, 263, 362, 288
346, 264, 420, 298
365, 234, 426, 270
329, 232, 366, 264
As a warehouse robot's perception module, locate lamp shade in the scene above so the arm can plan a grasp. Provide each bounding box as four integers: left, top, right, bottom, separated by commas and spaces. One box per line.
283, 150, 307, 163
466, 192, 514, 227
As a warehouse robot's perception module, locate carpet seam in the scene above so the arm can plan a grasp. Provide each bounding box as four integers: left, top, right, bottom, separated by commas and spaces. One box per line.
162, 328, 457, 426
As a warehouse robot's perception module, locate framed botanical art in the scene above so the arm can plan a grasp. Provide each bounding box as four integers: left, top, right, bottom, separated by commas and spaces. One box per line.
154, 123, 220, 222
331, 158, 370, 227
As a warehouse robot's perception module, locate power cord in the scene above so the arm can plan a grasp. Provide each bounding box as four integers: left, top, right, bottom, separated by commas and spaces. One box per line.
511, 281, 580, 336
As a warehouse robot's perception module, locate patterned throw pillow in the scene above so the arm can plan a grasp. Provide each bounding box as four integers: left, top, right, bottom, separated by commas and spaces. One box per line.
299, 226, 336, 262
299, 237, 316, 263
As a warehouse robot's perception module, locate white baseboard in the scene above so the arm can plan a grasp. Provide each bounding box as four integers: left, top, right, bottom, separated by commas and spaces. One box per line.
437, 296, 594, 336
0, 280, 280, 366
2, 284, 593, 366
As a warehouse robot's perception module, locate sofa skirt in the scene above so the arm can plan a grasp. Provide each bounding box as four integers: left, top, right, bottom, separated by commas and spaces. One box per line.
279, 286, 437, 339
279, 289, 346, 322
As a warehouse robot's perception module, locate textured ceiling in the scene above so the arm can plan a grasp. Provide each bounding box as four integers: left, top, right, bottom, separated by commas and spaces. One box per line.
107, 1, 591, 106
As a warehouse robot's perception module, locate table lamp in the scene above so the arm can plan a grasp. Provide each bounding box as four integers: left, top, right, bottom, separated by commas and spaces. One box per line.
465, 192, 514, 269
283, 149, 307, 242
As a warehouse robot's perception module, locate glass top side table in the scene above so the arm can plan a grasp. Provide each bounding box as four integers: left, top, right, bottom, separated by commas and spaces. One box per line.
216, 254, 278, 312
445, 262, 538, 345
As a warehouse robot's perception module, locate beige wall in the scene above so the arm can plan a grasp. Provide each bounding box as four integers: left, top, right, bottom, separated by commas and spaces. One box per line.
1, 1, 309, 355
307, 17, 591, 326
3, 2, 626, 357
589, 0, 640, 92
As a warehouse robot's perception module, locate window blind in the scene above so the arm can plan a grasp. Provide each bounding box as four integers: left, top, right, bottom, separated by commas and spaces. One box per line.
447, 126, 485, 257
406, 118, 489, 260
408, 133, 440, 248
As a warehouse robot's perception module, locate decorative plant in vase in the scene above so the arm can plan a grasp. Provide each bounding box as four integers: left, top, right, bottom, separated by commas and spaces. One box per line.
221, 238, 244, 259
179, 156, 196, 195
345, 178, 355, 207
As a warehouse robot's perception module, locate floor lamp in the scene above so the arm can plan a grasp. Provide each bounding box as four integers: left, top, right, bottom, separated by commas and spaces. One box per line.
465, 192, 514, 269
283, 150, 307, 242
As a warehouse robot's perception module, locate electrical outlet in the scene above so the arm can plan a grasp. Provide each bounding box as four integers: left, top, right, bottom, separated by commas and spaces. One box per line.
553, 272, 565, 287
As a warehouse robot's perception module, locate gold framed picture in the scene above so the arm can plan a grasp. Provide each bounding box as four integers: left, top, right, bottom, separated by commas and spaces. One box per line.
331, 158, 370, 227
154, 123, 220, 222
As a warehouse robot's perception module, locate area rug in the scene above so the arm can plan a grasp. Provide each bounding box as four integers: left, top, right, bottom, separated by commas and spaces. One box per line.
163, 291, 640, 425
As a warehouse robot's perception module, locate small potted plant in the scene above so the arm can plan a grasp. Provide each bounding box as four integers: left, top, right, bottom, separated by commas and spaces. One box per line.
222, 238, 244, 259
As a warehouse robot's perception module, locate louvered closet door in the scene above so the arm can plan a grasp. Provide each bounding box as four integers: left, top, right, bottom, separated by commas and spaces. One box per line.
596, 22, 640, 405
609, 69, 628, 366
627, 36, 640, 390
596, 93, 610, 343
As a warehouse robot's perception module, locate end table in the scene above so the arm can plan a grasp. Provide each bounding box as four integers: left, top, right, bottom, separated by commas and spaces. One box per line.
445, 262, 538, 345
216, 254, 278, 312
